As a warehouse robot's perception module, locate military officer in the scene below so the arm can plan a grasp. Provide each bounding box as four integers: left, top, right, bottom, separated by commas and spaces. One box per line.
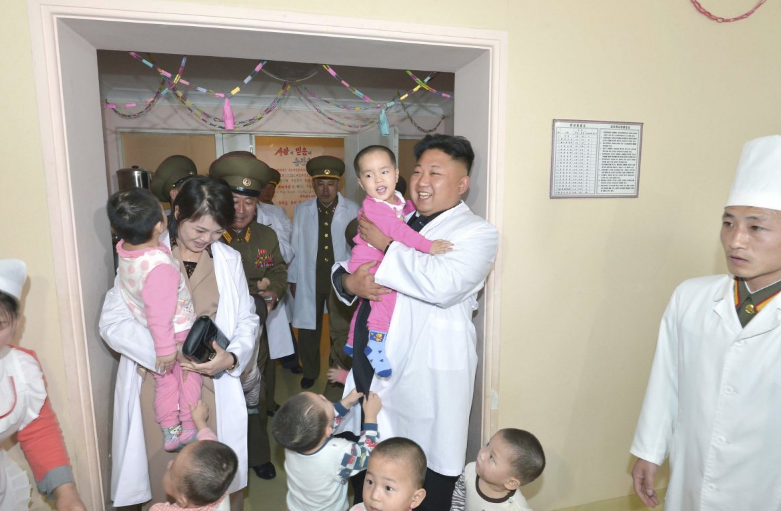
210, 152, 287, 480
289, 156, 359, 389
151, 154, 198, 209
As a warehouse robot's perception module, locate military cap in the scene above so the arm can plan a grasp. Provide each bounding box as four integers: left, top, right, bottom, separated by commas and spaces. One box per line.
306, 155, 345, 180
268, 168, 281, 186
209, 153, 274, 197
151, 155, 197, 202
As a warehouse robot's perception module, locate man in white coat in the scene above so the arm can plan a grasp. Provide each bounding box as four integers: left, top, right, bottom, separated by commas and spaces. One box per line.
289, 155, 359, 388
331, 134, 498, 511
631, 135, 781, 511
256, 167, 295, 265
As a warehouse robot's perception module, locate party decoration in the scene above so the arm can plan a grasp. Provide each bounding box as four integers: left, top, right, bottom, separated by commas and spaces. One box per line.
690, 0, 766, 22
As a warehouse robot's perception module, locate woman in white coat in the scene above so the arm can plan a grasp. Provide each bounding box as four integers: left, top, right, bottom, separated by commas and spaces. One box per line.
100, 177, 259, 509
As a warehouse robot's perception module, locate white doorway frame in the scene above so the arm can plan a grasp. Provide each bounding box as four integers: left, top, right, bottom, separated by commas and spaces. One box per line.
27, 1, 507, 507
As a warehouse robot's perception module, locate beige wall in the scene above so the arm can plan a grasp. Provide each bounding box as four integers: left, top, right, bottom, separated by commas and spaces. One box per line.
3, 0, 780, 510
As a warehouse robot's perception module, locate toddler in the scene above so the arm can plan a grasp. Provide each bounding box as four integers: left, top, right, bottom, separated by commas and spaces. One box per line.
107, 188, 200, 451
450, 429, 545, 511
152, 400, 236, 510
272, 390, 382, 511
351, 437, 428, 511
346, 145, 452, 377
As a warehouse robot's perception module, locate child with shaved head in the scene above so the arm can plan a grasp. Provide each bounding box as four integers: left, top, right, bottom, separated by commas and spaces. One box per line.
450, 428, 545, 511
352, 437, 428, 511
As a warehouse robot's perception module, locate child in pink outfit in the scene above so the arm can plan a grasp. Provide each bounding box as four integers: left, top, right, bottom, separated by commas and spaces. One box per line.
152, 400, 236, 511
108, 188, 200, 452
346, 146, 452, 377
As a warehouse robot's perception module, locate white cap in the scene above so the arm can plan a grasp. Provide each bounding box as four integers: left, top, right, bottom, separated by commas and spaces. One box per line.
726, 135, 781, 211
0, 259, 27, 302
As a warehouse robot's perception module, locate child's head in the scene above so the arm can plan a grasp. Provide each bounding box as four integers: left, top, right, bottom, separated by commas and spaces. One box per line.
476, 429, 545, 492
162, 439, 238, 508
363, 437, 427, 511
0, 259, 26, 351
354, 145, 399, 202
272, 392, 335, 453
107, 188, 166, 245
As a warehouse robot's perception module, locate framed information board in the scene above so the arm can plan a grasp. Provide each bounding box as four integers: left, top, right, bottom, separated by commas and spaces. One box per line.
550, 119, 643, 199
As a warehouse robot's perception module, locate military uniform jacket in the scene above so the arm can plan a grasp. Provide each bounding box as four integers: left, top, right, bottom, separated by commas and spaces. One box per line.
221, 222, 287, 301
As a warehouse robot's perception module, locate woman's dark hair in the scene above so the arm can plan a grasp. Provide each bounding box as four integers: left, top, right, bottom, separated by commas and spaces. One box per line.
413, 134, 475, 175
0, 291, 19, 323
106, 188, 164, 245
170, 176, 235, 239
271, 393, 329, 453
180, 440, 238, 506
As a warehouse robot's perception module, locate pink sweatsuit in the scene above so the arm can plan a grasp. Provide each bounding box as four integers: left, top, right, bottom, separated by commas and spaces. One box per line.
346, 192, 432, 349
116, 241, 201, 430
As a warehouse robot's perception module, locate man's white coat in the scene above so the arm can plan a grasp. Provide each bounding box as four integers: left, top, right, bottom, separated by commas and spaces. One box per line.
289, 192, 358, 329
632, 274, 781, 511
335, 202, 498, 476
99, 242, 259, 506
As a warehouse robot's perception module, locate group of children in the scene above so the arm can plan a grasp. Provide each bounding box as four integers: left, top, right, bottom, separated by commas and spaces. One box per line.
105, 143, 545, 509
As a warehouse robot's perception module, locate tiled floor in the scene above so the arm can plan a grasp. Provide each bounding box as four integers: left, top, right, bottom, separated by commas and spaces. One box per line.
243, 317, 355, 510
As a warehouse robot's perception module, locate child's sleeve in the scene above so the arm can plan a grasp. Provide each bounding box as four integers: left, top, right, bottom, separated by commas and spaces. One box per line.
336, 423, 380, 479
141, 264, 181, 357
197, 427, 218, 441
364, 199, 433, 253
450, 471, 467, 511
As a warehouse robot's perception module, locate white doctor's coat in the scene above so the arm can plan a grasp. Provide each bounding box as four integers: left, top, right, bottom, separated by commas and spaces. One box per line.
335, 201, 498, 476
256, 201, 295, 265
632, 275, 781, 511
99, 242, 259, 506
289, 192, 359, 330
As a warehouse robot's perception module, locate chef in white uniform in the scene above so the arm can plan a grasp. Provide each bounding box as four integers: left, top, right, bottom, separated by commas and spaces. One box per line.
632, 135, 781, 511
332, 134, 498, 511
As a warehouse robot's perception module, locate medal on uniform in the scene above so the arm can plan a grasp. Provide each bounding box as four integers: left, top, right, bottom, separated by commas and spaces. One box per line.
745, 303, 756, 314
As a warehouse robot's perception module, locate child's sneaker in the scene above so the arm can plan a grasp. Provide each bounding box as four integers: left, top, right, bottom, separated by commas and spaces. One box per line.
365, 330, 392, 378
163, 424, 183, 452
179, 427, 198, 447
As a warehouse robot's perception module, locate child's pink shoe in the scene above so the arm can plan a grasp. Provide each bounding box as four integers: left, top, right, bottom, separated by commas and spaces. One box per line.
163, 425, 183, 452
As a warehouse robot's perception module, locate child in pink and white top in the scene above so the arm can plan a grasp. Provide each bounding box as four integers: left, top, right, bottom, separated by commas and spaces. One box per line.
346, 146, 452, 377
108, 188, 200, 452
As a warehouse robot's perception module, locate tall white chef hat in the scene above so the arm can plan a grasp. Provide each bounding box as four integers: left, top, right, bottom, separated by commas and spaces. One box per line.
726, 135, 781, 211
0, 259, 27, 302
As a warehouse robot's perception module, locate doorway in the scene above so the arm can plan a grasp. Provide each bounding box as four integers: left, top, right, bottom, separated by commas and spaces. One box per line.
27, 1, 507, 507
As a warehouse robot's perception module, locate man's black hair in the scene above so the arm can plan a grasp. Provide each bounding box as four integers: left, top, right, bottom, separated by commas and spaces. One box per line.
413, 134, 474, 175
271, 393, 329, 453
180, 440, 238, 506
354, 145, 397, 176
106, 188, 164, 245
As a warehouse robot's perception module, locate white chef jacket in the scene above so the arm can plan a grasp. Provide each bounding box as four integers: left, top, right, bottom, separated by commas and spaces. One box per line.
334, 201, 498, 476
632, 274, 781, 511
99, 241, 259, 506
289, 192, 359, 330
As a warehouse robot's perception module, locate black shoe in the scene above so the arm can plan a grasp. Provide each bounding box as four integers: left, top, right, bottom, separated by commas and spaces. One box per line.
252, 462, 276, 480
267, 402, 280, 417
289, 365, 303, 374
300, 377, 315, 389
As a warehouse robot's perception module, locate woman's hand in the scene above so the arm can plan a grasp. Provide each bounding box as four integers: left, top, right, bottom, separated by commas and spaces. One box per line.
53, 483, 87, 511
180, 341, 235, 376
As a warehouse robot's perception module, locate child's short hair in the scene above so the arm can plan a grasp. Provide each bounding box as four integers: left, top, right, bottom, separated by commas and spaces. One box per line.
499, 428, 545, 485
180, 440, 238, 506
0, 291, 19, 323
372, 437, 427, 488
271, 393, 329, 453
107, 188, 163, 245
353, 145, 397, 176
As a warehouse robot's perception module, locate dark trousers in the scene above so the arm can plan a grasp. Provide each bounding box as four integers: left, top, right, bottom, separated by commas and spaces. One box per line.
248, 299, 272, 467
353, 467, 458, 510
298, 289, 329, 380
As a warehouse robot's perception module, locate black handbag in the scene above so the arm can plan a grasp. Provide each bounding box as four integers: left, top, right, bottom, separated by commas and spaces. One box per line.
182, 316, 231, 364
